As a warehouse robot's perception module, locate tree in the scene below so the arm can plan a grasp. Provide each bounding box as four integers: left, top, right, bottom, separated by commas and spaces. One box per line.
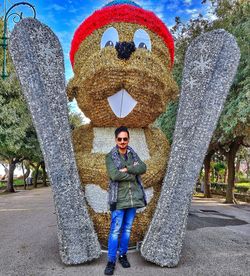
157, 101, 178, 144
0, 18, 42, 192
210, 0, 250, 202
157, 0, 250, 202
204, 150, 215, 197
0, 77, 26, 191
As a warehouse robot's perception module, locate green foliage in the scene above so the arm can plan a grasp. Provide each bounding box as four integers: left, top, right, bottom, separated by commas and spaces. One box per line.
211, 182, 250, 193
0, 178, 24, 188
171, 14, 211, 87
159, 0, 249, 147
236, 178, 250, 183
158, 11, 212, 140
235, 182, 249, 193
0, 18, 42, 162
212, 161, 226, 172
235, 182, 250, 188
211, 182, 227, 191
156, 101, 179, 144
31, 167, 43, 180
13, 179, 25, 186
212, 1, 250, 142
69, 110, 83, 129
0, 75, 41, 160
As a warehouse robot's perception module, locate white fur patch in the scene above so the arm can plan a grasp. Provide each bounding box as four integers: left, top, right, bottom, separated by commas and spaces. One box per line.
85, 184, 154, 213
92, 127, 150, 161
85, 184, 109, 213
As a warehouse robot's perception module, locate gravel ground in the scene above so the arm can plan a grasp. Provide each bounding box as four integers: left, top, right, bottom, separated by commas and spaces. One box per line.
0, 187, 249, 276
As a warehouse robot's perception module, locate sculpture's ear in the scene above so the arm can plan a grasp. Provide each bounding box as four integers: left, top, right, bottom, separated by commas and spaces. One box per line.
66, 78, 78, 101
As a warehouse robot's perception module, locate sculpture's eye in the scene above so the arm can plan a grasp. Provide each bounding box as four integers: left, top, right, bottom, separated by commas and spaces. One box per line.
101, 27, 119, 49
105, 41, 114, 47
138, 42, 147, 49
133, 29, 151, 51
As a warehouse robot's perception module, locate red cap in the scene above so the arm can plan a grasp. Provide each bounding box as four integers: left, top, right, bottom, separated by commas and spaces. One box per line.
70, 4, 174, 68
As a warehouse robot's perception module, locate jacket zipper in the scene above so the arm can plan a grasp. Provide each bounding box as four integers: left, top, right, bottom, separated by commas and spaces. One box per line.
129, 182, 133, 207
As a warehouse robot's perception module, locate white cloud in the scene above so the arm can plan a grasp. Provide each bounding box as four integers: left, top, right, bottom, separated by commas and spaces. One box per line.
135, 0, 167, 22
202, 2, 218, 21
38, 11, 57, 25
45, 4, 66, 12
68, 7, 78, 13
153, 4, 165, 20
66, 13, 89, 32
204, 12, 217, 21
186, 8, 198, 14
191, 13, 200, 19
162, 0, 179, 11
183, 0, 192, 5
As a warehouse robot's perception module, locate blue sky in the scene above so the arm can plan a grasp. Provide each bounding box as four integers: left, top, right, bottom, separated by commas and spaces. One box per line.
1, 0, 215, 115
1, 0, 215, 81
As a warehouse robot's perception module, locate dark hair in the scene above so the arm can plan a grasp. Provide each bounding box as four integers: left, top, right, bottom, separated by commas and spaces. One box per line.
115, 126, 130, 138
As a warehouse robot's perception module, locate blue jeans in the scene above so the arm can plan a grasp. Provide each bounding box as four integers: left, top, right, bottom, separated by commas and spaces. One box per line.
107, 208, 136, 262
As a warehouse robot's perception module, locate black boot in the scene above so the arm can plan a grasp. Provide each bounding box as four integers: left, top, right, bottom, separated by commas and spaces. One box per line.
118, 254, 130, 268
104, 261, 116, 275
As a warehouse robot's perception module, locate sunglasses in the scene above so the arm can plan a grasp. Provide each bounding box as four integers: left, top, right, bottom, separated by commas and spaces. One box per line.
117, 137, 128, 142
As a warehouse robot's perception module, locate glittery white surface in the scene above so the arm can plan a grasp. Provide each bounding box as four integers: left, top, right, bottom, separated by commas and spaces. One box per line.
141, 29, 240, 267
9, 18, 101, 265
85, 184, 154, 213
85, 184, 109, 213
92, 127, 150, 161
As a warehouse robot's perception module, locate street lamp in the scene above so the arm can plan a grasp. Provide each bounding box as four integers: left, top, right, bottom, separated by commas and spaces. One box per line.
1, 2, 36, 79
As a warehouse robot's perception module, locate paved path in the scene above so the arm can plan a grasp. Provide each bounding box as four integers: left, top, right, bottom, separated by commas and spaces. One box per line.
0, 187, 249, 276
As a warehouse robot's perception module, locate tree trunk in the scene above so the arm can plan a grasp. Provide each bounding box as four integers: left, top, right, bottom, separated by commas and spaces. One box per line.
224, 167, 228, 183
6, 159, 16, 193
235, 157, 241, 182
41, 161, 47, 186
215, 171, 219, 182
225, 141, 241, 204
211, 167, 215, 183
204, 152, 213, 198
23, 161, 30, 180
33, 163, 40, 188
21, 161, 26, 190
225, 152, 236, 203
23, 161, 31, 190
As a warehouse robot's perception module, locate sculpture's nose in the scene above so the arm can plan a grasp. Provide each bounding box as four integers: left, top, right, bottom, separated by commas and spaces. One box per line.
115, 41, 136, 60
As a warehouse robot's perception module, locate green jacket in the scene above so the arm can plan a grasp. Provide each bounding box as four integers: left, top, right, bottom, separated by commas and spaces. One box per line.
105, 150, 147, 210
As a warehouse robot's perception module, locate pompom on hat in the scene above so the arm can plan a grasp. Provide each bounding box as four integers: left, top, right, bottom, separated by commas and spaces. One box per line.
70, 0, 174, 68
